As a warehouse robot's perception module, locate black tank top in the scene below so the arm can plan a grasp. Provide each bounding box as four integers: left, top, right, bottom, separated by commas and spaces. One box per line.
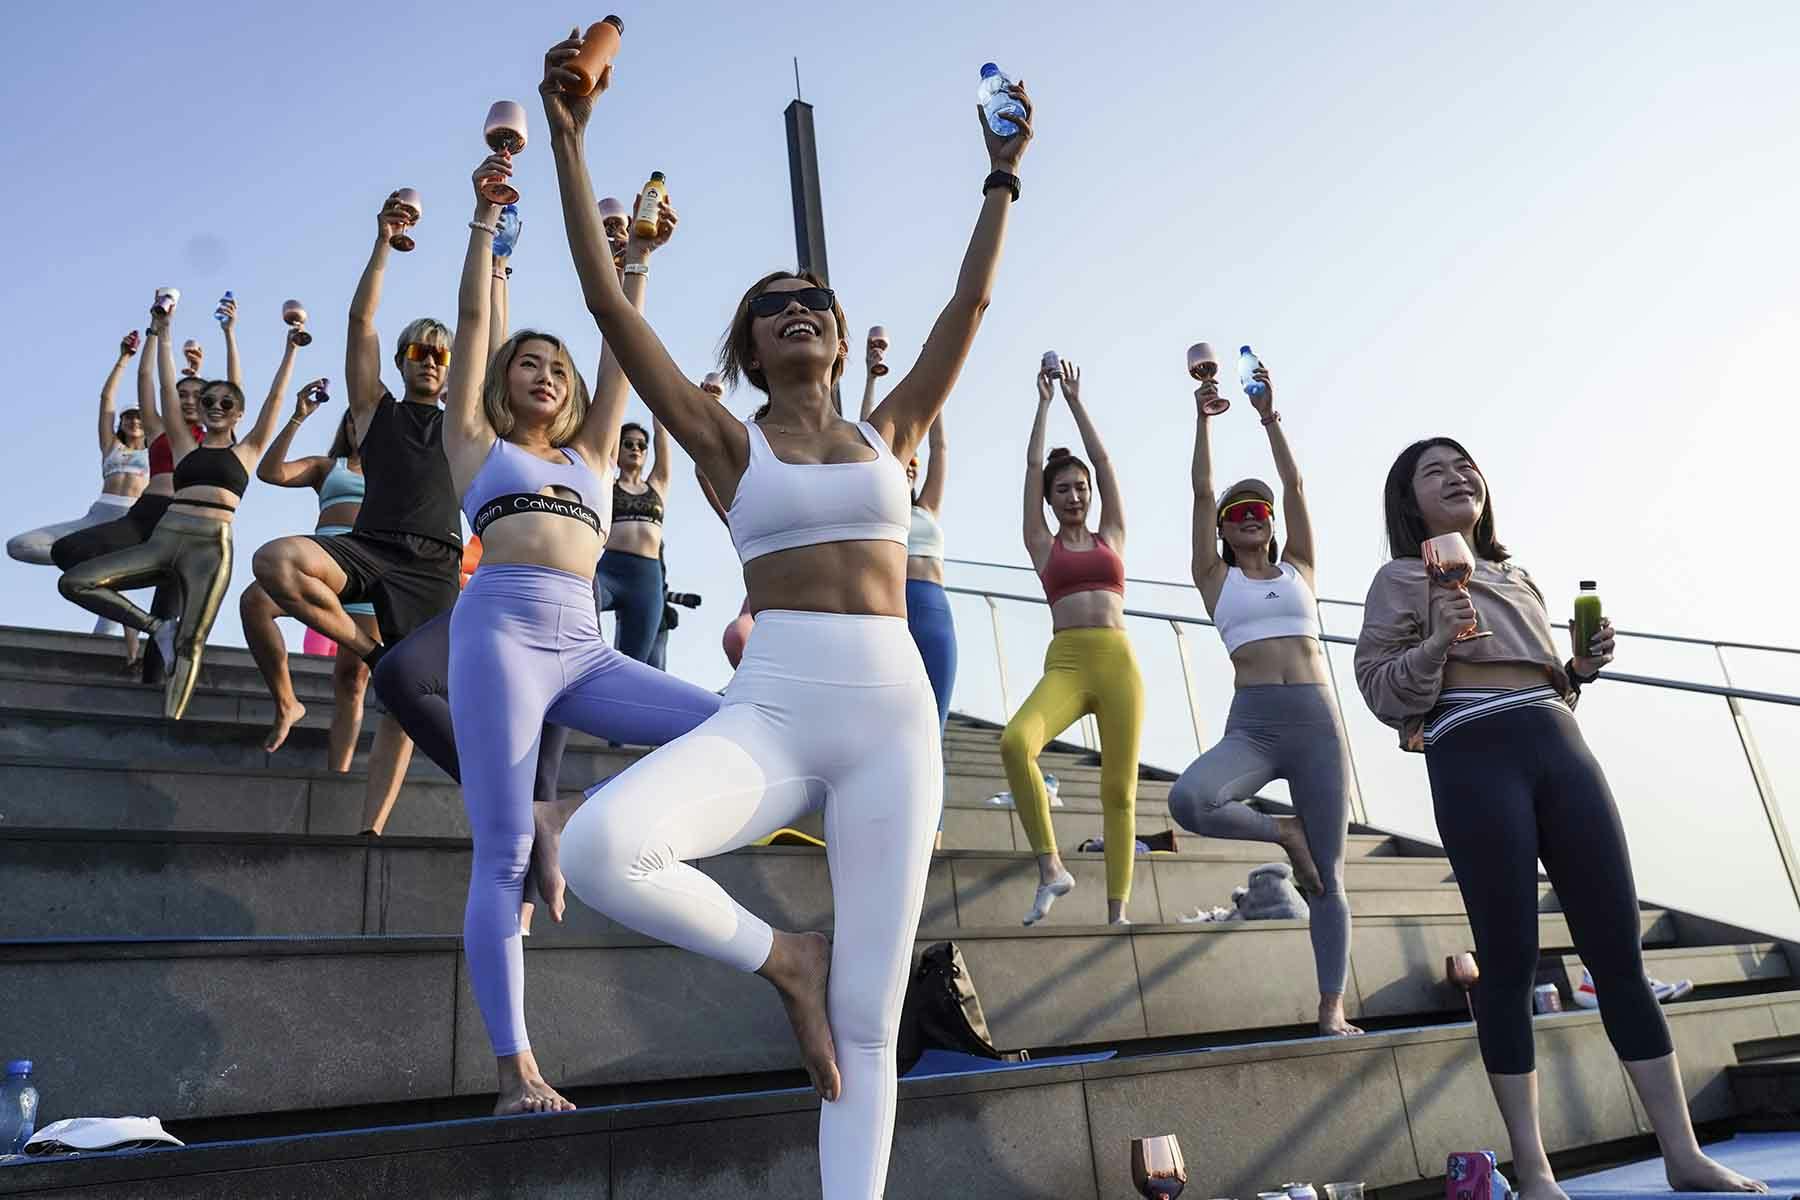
354, 392, 463, 548
171, 445, 249, 496
612, 481, 664, 526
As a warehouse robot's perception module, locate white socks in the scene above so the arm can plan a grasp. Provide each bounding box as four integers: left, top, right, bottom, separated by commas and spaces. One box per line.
1023, 869, 1075, 926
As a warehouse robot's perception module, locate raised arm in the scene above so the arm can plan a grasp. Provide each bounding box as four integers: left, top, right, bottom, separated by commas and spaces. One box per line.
1058, 361, 1124, 552
488, 252, 509, 361
696, 462, 729, 527
96, 333, 137, 456
868, 88, 1034, 461
347, 194, 411, 427
221, 298, 242, 392
1250, 365, 1314, 582
1189, 387, 1225, 603
443, 154, 511, 475
647, 414, 673, 495
236, 330, 302, 461
1021, 369, 1054, 566
916, 415, 948, 515
570, 193, 672, 466
858, 360, 880, 421
137, 320, 164, 442
255, 379, 334, 488
542, 35, 742, 485
156, 316, 196, 458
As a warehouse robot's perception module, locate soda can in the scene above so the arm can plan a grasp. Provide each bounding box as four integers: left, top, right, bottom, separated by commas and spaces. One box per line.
1532, 983, 1562, 1014
1041, 350, 1060, 376
1285, 1184, 1318, 1200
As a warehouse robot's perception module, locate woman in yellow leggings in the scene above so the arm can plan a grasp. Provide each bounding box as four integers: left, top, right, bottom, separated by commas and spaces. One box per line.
1002, 357, 1144, 926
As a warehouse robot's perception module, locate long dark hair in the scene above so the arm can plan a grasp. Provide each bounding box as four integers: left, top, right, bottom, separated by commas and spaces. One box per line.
326, 408, 357, 462
1041, 447, 1090, 501
1220, 530, 1279, 568
1382, 437, 1509, 561
719, 269, 849, 420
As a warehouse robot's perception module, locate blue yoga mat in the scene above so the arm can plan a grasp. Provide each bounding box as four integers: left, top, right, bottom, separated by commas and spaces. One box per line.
1565, 1133, 1800, 1198
902, 1049, 1117, 1079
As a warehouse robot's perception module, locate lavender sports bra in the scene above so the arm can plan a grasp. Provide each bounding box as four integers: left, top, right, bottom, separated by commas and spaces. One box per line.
460, 438, 612, 540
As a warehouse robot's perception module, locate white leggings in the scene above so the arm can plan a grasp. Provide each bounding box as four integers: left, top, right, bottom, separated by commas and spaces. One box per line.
562, 610, 942, 1200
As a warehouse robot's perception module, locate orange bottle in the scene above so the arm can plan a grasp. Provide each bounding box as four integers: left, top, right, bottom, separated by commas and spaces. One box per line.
568, 16, 624, 95
633, 172, 668, 240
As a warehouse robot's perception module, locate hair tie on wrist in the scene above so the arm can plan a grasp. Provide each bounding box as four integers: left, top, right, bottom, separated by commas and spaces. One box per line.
469, 219, 498, 236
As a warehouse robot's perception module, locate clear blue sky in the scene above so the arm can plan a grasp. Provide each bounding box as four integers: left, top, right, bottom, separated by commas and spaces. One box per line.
5, 3, 1800, 929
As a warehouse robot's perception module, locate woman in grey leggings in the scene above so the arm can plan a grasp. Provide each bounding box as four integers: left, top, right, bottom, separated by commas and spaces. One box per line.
1166, 356, 1360, 1037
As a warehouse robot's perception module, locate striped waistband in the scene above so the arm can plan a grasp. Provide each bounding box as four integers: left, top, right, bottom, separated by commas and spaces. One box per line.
1422, 686, 1570, 748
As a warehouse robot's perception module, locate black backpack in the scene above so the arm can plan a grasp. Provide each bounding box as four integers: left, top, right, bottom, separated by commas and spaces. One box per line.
897, 942, 1031, 1076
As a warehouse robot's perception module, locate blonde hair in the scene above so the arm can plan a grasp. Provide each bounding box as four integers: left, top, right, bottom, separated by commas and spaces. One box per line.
392, 317, 451, 367
481, 330, 589, 446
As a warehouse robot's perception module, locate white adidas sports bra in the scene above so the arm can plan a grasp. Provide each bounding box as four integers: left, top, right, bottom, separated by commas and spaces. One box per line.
728, 420, 911, 564
1213, 562, 1321, 654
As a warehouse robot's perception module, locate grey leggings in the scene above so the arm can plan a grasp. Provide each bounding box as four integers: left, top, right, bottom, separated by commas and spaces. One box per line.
1167, 683, 1353, 996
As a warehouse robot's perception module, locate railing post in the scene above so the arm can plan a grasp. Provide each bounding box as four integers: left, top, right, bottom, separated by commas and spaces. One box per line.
1170, 620, 1206, 755
1716, 646, 1800, 913
1317, 601, 1370, 828
985, 595, 1012, 719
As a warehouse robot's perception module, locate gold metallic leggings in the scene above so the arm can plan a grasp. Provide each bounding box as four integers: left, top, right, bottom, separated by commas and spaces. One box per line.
58, 509, 233, 720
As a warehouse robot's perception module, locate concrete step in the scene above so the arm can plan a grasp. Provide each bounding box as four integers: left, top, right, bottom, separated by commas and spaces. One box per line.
1, 989, 1787, 1200
0, 829, 1480, 942
0, 907, 1679, 1128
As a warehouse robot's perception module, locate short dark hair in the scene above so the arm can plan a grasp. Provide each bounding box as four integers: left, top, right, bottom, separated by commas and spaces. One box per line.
719, 269, 848, 419
619, 421, 649, 445
1041, 447, 1090, 500
1381, 436, 1509, 561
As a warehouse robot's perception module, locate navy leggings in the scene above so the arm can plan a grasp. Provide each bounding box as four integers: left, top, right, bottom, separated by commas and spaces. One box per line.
905, 579, 957, 729
370, 609, 570, 806
1425, 702, 1671, 1074
594, 548, 663, 663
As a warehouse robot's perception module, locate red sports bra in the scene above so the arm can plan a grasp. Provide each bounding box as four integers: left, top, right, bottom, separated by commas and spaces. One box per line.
1039, 533, 1125, 606
147, 426, 205, 479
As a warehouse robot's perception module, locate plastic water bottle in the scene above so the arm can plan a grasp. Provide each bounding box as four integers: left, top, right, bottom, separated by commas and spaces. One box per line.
493, 204, 522, 259
0, 1061, 39, 1155
214, 291, 233, 325
1239, 345, 1268, 401
977, 63, 1024, 137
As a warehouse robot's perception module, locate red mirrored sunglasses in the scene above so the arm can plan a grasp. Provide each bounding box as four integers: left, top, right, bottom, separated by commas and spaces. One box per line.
1218, 499, 1272, 524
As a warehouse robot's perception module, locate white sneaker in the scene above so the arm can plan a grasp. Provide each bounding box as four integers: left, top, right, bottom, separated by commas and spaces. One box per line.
1651, 976, 1694, 1003
1023, 870, 1074, 926
987, 774, 1062, 809
1573, 967, 1600, 1009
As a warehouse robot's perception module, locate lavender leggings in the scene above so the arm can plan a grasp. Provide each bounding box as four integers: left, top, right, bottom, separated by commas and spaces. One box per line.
449, 563, 721, 1057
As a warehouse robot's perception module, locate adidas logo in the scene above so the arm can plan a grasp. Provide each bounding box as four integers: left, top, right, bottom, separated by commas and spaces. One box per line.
1264, 591, 1281, 599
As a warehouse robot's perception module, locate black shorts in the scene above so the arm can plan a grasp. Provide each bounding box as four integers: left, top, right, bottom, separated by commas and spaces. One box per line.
310, 529, 460, 647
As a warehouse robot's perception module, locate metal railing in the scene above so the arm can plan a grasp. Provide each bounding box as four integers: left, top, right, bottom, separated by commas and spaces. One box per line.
942, 557, 1800, 927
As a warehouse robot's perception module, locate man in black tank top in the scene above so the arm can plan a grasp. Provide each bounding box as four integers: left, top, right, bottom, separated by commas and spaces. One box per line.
247, 193, 461, 828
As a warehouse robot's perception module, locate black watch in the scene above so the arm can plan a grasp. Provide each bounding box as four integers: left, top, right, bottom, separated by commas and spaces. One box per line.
1565, 657, 1600, 686
983, 170, 1021, 202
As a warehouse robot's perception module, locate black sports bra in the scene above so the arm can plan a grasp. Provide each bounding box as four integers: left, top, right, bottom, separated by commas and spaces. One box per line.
172, 446, 249, 499
612, 481, 664, 527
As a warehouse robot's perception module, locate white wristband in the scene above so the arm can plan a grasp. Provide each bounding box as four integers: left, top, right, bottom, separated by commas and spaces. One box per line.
622, 262, 649, 277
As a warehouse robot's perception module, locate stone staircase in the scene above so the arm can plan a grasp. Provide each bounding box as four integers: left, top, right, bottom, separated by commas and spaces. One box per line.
0, 625, 1794, 1198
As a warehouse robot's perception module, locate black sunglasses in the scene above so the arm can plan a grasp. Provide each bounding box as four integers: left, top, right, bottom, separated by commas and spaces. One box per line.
747, 286, 835, 319
200, 395, 236, 414
620, 438, 648, 451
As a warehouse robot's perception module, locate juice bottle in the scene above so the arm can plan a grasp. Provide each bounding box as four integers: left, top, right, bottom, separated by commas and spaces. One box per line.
568, 16, 624, 95
1573, 581, 1603, 658
633, 172, 668, 240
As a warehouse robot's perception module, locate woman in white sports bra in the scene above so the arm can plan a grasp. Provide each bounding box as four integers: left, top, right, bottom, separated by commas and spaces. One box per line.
1166, 354, 1363, 1038
7, 331, 152, 660
239, 400, 379, 770
541, 36, 1032, 1199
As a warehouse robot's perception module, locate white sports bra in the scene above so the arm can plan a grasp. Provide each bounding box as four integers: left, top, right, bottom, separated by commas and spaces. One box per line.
728, 420, 911, 564
1213, 563, 1320, 654
907, 505, 944, 560
102, 443, 150, 480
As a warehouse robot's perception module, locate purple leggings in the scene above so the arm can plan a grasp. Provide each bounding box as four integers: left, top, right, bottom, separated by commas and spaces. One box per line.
449, 564, 722, 1056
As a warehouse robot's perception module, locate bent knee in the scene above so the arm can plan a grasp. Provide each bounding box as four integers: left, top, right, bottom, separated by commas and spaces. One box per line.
998, 722, 1035, 767
1167, 774, 1225, 830
559, 804, 658, 905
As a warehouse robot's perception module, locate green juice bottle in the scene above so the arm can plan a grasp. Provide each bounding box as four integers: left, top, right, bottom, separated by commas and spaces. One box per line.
1573, 581, 1603, 657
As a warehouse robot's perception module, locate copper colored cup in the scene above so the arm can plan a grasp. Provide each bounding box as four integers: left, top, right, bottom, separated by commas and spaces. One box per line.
1188, 342, 1228, 416
282, 300, 313, 347
389, 187, 422, 252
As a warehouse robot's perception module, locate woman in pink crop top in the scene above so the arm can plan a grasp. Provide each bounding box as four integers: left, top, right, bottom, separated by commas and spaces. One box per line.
1353, 437, 1760, 1195
1001, 357, 1145, 928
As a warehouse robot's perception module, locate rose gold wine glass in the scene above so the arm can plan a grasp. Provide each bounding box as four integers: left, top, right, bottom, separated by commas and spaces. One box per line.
389, 188, 422, 252
181, 339, 203, 377
700, 372, 725, 398
1130, 1134, 1188, 1198
1042, 350, 1061, 377
1421, 532, 1492, 641
1187, 342, 1229, 416
481, 101, 528, 205
282, 300, 312, 347
867, 325, 890, 377
153, 288, 180, 318
1447, 951, 1480, 1019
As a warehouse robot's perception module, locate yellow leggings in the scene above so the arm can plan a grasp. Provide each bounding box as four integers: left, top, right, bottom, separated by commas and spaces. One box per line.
999, 627, 1145, 901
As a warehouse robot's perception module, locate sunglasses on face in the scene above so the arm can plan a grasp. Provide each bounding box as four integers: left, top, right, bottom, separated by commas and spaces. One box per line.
620, 439, 648, 452
200, 396, 237, 414
1219, 499, 1272, 524
747, 286, 836, 320
403, 343, 452, 367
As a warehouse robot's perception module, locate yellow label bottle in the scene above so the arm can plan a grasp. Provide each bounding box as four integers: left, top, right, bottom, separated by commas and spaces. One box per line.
633, 172, 668, 240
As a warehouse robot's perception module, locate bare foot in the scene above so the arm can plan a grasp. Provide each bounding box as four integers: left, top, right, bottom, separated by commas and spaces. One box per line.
1319, 998, 1364, 1036
1667, 1153, 1768, 1193
1275, 817, 1324, 895
1512, 1174, 1570, 1200
264, 700, 306, 754
494, 1073, 574, 1116
762, 930, 841, 1101
527, 795, 582, 924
